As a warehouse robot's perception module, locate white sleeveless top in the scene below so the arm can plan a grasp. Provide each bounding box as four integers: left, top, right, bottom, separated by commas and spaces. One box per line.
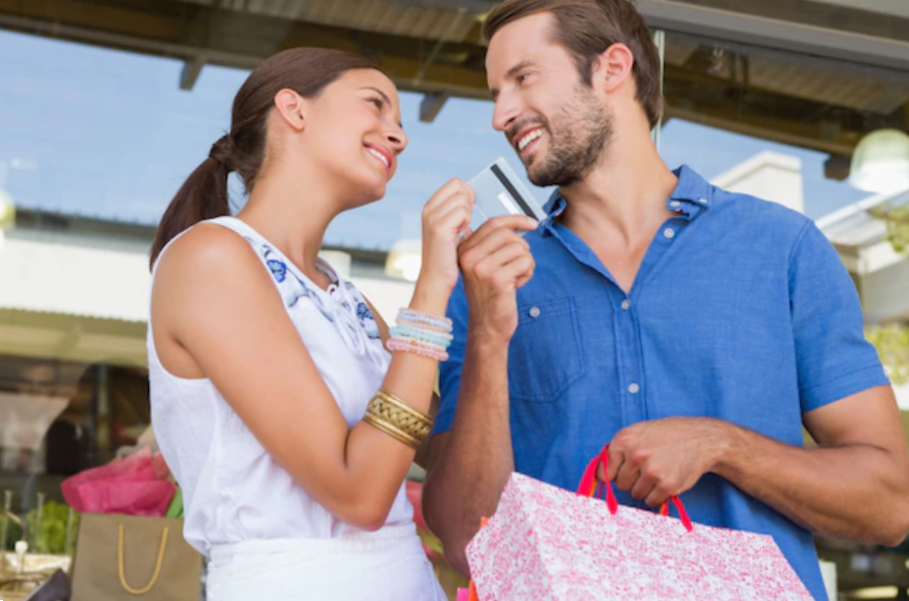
148, 217, 413, 558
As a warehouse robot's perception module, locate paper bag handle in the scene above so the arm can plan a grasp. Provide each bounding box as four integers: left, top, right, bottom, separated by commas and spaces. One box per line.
577, 444, 693, 532
117, 523, 168, 595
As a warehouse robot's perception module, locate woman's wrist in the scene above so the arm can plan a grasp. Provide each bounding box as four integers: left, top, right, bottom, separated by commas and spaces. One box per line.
409, 278, 451, 317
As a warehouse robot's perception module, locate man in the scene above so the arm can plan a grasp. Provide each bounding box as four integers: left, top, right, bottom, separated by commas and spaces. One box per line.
421, 1, 909, 599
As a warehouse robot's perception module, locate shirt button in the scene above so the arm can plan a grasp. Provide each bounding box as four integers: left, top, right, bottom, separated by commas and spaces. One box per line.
628, 383, 640, 394
663, 228, 676, 239
669, 201, 681, 208
698, 197, 708, 204
621, 299, 631, 310
529, 306, 541, 318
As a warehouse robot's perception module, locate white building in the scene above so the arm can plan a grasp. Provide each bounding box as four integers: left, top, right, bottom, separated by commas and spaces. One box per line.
0, 204, 415, 369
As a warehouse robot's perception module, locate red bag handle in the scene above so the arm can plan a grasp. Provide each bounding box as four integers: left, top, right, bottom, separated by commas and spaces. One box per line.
466, 517, 489, 601
577, 444, 693, 533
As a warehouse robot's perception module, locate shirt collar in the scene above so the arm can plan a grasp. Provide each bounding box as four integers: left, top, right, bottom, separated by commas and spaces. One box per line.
541, 164, 713, 236
668, 164, 713, 219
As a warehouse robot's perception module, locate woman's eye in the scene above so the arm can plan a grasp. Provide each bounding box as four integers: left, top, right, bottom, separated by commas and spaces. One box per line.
369, 97, 384, 109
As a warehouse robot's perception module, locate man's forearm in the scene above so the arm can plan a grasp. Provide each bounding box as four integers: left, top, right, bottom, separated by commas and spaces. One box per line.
423, 331, 514, 575
715, 422, 909, 545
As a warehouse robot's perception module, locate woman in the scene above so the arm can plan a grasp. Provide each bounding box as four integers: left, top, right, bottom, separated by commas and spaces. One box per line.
148, 48, 533, 599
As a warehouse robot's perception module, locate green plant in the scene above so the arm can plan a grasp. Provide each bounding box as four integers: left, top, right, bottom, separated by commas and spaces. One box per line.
2, 513, 23, 550
871, 204, 909, 255
2, 502, 79, 554
866, 325, 909, 386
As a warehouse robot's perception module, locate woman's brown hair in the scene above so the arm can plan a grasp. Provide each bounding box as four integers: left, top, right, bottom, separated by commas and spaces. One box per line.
149, 48, 381, 268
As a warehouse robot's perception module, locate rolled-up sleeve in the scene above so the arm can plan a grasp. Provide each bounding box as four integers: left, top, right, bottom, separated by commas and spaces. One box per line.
789, 221, 891, 412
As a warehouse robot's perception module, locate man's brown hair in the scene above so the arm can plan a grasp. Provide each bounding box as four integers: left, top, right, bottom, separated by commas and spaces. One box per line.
483, 0, 662, 128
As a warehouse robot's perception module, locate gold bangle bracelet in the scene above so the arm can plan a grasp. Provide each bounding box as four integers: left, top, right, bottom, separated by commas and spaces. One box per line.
363, 411, 422, 449
363, 389, 433, 449
375, 388, 433, 426
372, 389, 433, 440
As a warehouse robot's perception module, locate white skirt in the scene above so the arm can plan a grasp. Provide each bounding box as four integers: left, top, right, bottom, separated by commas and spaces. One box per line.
206, 524, 448, 601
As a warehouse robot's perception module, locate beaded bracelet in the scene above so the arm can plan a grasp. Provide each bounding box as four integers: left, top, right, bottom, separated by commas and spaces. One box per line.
386, 338, 450, 362
386, 307, 453, 362
397, 322, 452, 339
390, 324, 454, 340
398, 308, 452, 330
389, 326, 453, 348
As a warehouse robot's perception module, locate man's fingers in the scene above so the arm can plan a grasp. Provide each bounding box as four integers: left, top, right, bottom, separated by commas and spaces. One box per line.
514, 257, 536, 289
644, 484, 674, 509
459, 228, 527, 271
613, 461, 640, 493
474, 241, 530, 275
606, 446, 623, 482
630, 471, 658, 502
459, 215, 538, 253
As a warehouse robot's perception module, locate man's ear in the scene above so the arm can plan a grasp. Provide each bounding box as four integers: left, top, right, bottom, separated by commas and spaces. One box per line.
593, 43, 635, 94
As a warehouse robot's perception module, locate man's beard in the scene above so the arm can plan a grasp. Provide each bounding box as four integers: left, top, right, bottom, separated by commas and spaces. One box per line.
519, 87, 613, 188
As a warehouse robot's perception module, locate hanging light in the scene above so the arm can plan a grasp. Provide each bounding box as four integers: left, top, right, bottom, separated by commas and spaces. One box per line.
384, 239, 422, 282
846, 586, 898, 600
0, 187, 13, 227
849, 129, 909, 194
0, 188, 14, 259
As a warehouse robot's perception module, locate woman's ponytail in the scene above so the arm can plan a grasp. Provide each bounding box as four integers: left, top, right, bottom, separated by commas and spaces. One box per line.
148, 135, 233, 269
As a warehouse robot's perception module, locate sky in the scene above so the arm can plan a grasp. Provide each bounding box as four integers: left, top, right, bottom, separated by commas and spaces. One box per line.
0, 28, 870, 251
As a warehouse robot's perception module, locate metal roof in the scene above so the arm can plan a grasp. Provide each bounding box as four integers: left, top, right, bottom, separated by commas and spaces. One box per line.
817, 189, 909, 250
177, 0, 487, 43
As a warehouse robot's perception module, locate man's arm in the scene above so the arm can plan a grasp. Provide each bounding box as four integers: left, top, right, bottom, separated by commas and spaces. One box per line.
605, 385, 909, 546
423, 333, 514, 576
422, 215, 537, 576
721, 385, 909, 545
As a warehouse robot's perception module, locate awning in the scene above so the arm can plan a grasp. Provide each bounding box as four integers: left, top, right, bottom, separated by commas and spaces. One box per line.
0, 233, 150, 323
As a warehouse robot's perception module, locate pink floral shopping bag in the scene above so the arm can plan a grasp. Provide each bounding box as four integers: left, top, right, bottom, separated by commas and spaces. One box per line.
464, 445, 814, 601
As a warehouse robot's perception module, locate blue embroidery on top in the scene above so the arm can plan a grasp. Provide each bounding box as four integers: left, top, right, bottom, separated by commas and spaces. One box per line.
348, 283, 381, 340
240, 228, 381, 342
252, 241, 334, 322
356, 302, 372, 322
267, 259, 287, 283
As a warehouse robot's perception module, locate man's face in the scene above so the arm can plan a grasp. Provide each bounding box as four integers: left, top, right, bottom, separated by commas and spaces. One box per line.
486, 12, 613, 187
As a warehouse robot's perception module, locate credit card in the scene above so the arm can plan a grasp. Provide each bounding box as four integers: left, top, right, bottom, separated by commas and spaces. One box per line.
468, 157, 546, 232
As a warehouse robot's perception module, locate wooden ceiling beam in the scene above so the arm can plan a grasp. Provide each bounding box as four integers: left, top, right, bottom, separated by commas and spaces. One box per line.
0, 0, 490, 97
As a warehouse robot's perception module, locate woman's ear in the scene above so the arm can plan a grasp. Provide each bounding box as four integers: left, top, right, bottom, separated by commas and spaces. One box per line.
274, 89, 307, 132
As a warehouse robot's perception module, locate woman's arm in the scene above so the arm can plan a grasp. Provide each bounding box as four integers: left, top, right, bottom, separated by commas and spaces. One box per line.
152, 225, 447, 530
362, 294, 438, 471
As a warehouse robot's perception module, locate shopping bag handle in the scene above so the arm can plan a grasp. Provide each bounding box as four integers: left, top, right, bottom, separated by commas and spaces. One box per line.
465, 517, 489, 601
577, 444, 693, 532
117, 523, 168, 595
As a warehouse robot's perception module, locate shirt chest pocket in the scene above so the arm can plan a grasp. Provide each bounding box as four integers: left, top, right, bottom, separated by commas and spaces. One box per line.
508, 296, 587, 403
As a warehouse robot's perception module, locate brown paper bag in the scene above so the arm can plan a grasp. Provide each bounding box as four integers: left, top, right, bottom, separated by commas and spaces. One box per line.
71, 513, 201, 601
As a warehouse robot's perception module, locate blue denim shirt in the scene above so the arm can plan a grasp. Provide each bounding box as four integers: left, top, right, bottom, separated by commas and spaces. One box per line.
435, 165, 889, 601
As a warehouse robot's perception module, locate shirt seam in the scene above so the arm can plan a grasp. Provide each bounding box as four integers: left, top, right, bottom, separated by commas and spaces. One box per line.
787, 219, 813, 282
799, 362, 884, 394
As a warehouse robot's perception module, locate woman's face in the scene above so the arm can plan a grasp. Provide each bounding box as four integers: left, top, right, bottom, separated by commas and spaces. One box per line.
302, 69, 407, 205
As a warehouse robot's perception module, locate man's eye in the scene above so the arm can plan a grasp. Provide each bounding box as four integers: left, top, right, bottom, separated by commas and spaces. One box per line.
517, 73, 530, 84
